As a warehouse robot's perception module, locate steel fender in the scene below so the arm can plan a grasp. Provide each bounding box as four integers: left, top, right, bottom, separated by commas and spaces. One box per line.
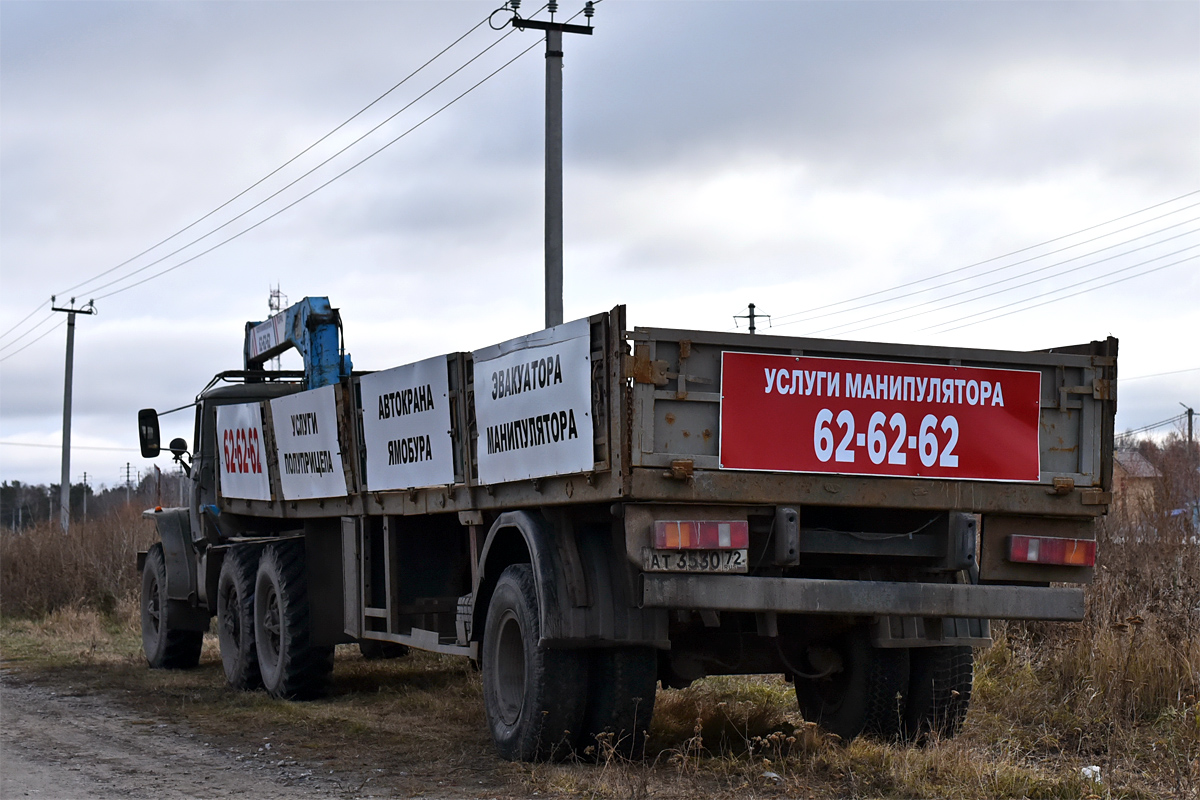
154, 509, 198, 603
473, 510, 573, 646
472, 511, 670, 648
151, 508, 211, 631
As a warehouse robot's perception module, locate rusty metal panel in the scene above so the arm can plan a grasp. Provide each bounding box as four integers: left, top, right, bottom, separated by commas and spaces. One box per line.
625, 326, 1116, 504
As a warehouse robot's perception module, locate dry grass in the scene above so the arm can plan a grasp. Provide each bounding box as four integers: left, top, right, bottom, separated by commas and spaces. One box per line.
1, 439, 1197, 797
0, 504, 156, 617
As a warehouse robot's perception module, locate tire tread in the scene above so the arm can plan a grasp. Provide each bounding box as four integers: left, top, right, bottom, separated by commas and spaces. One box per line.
256, 540, 333, 700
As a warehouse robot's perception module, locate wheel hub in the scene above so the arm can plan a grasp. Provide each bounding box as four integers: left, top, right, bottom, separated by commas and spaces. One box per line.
494, 610, 526, 726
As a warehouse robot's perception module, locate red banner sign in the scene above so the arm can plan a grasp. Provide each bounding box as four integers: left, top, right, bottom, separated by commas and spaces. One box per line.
719, 353, 1041, 482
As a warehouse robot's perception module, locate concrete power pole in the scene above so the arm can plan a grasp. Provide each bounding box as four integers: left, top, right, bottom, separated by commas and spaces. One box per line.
51, 298, 96, 532
512, 1, 594, 329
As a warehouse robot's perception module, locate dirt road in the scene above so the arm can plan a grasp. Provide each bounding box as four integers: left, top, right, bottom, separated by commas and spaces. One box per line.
0, 673, 351, 799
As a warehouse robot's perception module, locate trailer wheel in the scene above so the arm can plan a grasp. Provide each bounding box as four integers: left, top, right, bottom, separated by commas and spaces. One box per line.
217, 546, 262, 690
359, 639, 410, 660
254, 541, 333, 700
140, 543, 203, 669
793, 626, 908, 741
578, 647, 658, 760
482, 564, 588, 761
902, 645, 973, 742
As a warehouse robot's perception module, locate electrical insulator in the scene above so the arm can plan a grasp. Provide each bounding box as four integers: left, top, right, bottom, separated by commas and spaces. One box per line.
509, 0, 520, 10
548, 1, 557, 14
584, 1, 594, 18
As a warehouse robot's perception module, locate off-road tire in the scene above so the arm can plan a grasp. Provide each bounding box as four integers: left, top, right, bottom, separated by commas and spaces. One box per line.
578, 647, 658, 760
140, 543, 203, 669
481, 564, 589, 762
359, 639, 410, 660
902, 645, 973, 742
794, 626, 909, 741
217, 546, 262, 690
253, 541, 334, 700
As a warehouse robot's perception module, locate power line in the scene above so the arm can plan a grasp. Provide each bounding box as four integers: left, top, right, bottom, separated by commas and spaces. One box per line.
0, 300, 50, 343
0, 319, 65, 364
1122, 366, 1200, 382
768, 189, 1200, 326
805, 228, 1199, 337
51, 12, 498, 301
780, 215, 1200, 333
93, 37, 545, 301
0, 441, 140, 452
1122, 413, 1186, 436
86, 27, 525, 299
0, 7, 532, 350
933, 253, 1197, 334
0, 310, 58, 354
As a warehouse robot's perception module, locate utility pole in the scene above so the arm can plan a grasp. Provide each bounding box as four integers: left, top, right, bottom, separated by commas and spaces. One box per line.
81, 472, 88, 521
511, 1, 594, 329
1181, 403, 1194, 444
734, 304, 770, 334
124, 463, 133, 505
51, 297, 96, 532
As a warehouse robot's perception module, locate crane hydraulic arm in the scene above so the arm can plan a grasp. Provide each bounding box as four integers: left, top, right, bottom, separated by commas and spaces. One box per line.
243, 296, 352, 390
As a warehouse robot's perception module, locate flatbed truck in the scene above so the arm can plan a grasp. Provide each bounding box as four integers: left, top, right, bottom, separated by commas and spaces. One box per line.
137, 297, 1116, 759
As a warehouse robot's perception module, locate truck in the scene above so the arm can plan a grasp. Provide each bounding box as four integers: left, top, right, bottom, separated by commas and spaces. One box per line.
136, 296, 1117, 760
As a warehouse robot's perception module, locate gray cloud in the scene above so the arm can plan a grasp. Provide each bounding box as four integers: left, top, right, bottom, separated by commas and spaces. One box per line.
2, 1, 1197, 483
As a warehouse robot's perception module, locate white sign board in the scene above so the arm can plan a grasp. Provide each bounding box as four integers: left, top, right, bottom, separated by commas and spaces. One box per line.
248, 313, 286, 359
270, 385, 348, 500
215, 402, 272, 501
473, 317, 595, 485
360, 356, 455, 490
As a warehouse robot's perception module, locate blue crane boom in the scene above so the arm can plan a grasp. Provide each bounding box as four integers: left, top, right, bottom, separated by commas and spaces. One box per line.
243, 296, 352, 390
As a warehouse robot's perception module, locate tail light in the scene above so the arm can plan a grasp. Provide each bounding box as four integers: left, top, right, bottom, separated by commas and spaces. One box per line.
654, 520, 749, 550
1008, 535, 1096, 567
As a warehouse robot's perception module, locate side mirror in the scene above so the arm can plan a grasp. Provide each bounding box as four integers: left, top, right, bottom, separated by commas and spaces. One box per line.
138, 409, 161, 458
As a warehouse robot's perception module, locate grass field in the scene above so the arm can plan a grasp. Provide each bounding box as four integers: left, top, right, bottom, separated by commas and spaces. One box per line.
2, 442, 1197, 798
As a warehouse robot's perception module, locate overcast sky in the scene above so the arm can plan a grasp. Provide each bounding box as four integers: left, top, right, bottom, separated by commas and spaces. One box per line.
1, 0, 1197, 488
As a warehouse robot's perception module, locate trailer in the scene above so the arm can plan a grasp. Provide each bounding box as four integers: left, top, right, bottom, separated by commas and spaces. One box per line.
136, 297, 1116, 759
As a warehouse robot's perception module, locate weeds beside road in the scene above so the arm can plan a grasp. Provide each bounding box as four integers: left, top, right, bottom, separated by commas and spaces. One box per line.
2, 438, 1197, 798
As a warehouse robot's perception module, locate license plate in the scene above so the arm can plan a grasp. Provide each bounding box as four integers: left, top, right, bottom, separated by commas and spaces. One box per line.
642, 549, 748, 574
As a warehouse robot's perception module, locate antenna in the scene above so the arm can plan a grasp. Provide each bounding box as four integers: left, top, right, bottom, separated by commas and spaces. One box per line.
268, 284, 288, 369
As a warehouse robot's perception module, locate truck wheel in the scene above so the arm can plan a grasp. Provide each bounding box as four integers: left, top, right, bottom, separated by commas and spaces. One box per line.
902, 645, 973, 742
794, 626, 908, 741
359, 639, 410, 660
578, 647, 658, 760
482, 564, 589, 761
141, 542, 203, 669
217, 546, 261, 690
253, 541, 334, 700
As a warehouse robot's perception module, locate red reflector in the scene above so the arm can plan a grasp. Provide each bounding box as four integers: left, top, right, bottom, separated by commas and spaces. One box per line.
1008, 535, 1096, 567
654, 520, 749, 550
